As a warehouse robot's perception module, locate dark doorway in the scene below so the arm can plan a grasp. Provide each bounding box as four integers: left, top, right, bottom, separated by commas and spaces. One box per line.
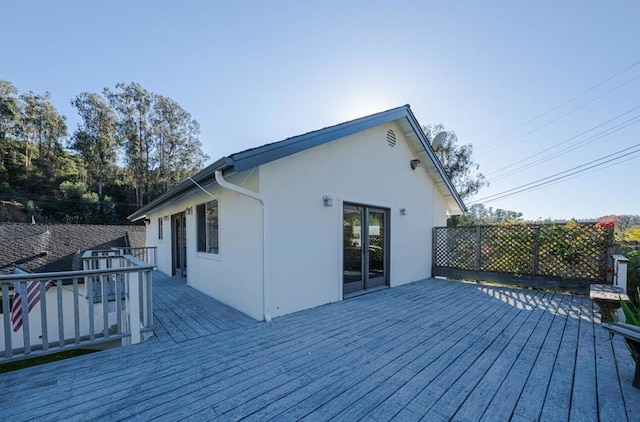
172, 212, 187, 278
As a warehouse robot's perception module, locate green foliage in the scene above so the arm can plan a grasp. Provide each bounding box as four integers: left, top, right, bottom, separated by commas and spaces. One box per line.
625, 250, 640, 306
0, 78, 209, 223
59, 181, 87, 199
423, 123, 487, 200
449, 203, 523, 227
620, 288, 640, 361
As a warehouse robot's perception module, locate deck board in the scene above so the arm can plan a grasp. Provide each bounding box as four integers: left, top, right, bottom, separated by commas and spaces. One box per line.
1, 273, 639, 421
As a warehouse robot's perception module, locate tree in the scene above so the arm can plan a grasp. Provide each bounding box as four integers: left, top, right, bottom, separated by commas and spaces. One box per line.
0, 80, 21, 141
449, 203, 523, 226
20, 91, 67, 163
152, 95, 208, 193
422, 123, 487, 200
106, 82, 208, 207
106, 82, 156, 208
71, 92, 119, 201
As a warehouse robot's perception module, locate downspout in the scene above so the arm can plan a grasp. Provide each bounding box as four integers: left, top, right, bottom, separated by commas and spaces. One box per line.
214, 170, 272, 323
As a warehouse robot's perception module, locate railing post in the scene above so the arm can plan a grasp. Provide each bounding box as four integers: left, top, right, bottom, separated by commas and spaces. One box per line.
432, 227, 437, 272
613, 254, 629, 292
128, 271, 142, 345
2, 284, 12, 359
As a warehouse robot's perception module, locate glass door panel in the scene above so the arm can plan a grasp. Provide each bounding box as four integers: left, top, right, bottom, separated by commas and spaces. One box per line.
343, 206, 364, 293
367, 209, 386, 288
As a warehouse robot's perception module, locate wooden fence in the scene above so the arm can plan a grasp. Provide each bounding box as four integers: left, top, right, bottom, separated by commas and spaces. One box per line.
432, 223, 614, 293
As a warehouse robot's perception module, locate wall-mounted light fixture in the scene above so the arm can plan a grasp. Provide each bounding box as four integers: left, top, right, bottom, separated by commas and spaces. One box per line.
143, 218, 151, 225
162, 215, 169, 221
410, 159, 421, 170
400, 207, 407, 216
185, 206, 193, 215
322, 195, 333, 207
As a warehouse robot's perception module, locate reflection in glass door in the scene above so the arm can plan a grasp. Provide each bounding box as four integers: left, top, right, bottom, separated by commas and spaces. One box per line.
343, 204, 388, 295
367, 209, 386, 289
343, 206, 364, 294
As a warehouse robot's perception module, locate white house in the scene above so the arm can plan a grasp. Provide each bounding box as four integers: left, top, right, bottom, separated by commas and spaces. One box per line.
129, 105, 465, 321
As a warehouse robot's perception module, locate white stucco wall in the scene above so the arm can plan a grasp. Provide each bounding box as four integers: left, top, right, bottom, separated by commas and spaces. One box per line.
145, 169, 264, 320
143, 123, 454, 321
260, 123, 449, 318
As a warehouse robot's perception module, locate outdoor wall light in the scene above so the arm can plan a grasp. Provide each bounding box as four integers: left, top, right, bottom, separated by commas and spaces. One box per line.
322, 195, 333, 207
185, 206, 193, 215
400, 207, 407, 216
162, 215, 169, 221
410, 159, 421, 170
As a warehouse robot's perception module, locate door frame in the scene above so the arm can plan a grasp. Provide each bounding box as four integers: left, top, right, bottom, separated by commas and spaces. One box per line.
342, 202, 390, 296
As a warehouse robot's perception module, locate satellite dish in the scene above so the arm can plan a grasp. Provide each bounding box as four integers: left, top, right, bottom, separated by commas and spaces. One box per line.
431, 131, 446, 151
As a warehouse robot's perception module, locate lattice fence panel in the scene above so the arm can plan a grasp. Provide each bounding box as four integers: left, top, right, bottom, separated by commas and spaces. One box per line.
433, 227, 476, 270
434, 223, 613, 283
537, 224, 610, 280
480, 225, 535, 275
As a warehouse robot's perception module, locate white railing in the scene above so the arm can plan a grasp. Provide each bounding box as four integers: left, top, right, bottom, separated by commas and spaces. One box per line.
0, 252, 154, 362
117, 247, 157, 268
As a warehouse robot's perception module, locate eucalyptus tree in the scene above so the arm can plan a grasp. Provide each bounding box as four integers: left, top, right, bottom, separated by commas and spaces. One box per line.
106, 82, 154, 208
19, 91, 67, 172
152, 95, 208, 193
0, 80, 21, 141
422, 123, 487, 200
71, 92, 119, 201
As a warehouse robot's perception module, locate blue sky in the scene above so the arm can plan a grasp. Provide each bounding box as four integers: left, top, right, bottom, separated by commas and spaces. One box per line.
2, 1, 639, 220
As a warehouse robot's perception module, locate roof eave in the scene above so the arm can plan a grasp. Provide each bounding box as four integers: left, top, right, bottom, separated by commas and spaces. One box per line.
127, 157, 234, 221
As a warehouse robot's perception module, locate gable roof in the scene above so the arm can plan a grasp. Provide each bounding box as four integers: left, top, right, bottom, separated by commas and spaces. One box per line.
129, 105, 466, 221
0, 223, 146, 274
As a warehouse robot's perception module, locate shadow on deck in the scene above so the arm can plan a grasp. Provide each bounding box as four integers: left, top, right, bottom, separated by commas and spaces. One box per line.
1, 275, 639, 421
151, 271, 256, 344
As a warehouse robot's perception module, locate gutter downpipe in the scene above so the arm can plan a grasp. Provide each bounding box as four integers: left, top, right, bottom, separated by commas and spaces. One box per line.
214, 170, 272, 323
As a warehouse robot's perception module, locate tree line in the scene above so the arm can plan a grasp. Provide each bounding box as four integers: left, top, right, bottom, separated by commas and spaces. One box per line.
0, 80, 208, 223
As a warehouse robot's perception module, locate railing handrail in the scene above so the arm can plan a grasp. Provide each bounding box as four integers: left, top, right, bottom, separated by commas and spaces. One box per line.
0, 261, 154, 284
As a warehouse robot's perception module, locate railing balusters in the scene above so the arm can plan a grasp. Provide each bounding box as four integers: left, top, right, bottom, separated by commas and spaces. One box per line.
73, 278, 80, 344
40, 280, 48, 351
57, 280, 64, 348
21, 281, 31, 355
87, 274, 95, 342
1, 251, 154, 362
102, 274, 109, 338
115, 271, 122, 334
2, 284, 12, 359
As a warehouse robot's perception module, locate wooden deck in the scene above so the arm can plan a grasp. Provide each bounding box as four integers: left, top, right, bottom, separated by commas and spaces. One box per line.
1, 273, 639, 421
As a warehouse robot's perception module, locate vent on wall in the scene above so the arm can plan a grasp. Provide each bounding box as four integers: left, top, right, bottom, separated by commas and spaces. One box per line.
386, 129, 396, 147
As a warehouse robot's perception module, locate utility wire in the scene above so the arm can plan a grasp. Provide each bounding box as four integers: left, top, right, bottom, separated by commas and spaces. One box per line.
477, 58, 640, 149
476, 73, 640, 157
488, 114, 640, 183
477, 151, 640, 205
485, 105, 640, 177
469, 143, 640, 204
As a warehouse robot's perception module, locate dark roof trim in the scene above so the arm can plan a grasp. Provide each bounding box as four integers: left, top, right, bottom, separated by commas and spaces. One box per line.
128, 157, 233, 221
229, 106, 410, 172
128, 105, 465, 220
404, 107, 467, 212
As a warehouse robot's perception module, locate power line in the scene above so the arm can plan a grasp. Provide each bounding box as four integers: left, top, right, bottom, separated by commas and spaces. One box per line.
477, 58, 640, 149
476, 151, 640, 205
488, 113, 640, 183
485, 105, 640, 177
469, 143, 640, 204
476, 73, 640, 157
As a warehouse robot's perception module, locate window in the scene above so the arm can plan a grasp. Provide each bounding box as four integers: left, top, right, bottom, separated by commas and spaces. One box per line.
158, 217, 163, 239
197, 200, 219, 254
